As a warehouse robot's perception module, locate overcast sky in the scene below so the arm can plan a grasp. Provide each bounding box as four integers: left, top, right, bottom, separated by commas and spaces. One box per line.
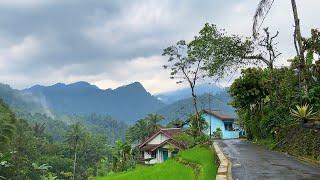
0, 0, 319, 94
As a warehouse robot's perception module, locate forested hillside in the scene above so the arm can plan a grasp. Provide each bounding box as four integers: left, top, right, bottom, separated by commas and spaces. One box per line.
24, 81, 164, 123
157, 90, 235, 124
0, 83, 128, 143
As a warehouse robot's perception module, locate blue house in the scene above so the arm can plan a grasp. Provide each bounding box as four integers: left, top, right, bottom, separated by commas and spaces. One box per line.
202, 109, 243, 139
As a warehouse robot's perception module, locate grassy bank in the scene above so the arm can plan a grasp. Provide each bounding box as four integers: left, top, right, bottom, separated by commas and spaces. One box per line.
95, 146, 217, 180
178, 147, 217, 180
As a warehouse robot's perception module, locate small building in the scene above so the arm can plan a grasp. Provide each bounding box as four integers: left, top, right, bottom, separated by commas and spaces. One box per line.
138, 128, 187, 164
202, 109, 244, 139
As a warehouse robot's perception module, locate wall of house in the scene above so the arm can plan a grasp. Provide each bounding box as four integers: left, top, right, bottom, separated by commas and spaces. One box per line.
202, 113, 239, 139
147, 133, 168, 144
143, 144, 175, 164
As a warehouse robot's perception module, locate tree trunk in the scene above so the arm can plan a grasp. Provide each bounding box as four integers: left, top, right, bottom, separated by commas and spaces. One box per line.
291, 0, 304, 62
191, 87, 201, 136
73, 143, 78, 180
291, 0, 307, 94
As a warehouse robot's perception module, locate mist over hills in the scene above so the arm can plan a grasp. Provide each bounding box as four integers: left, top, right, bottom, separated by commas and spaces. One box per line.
23, 81, 164, 124
155, 83, 223, 104
0, 81, 234, 135
156, 90, 235, 124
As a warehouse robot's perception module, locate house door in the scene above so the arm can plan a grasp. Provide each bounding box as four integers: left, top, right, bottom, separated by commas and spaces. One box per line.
163, 150, 168, 161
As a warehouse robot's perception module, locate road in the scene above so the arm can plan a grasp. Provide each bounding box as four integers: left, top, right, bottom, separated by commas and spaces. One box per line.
217, 139, 320, 180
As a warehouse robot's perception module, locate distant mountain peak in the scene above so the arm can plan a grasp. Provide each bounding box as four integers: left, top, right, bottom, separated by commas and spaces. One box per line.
115, 81, 146, 92
67, 81, 98, 89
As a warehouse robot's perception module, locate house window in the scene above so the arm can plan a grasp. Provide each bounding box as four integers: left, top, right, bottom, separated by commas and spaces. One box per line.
151, 151, 156, 158
224, 122, 233, 131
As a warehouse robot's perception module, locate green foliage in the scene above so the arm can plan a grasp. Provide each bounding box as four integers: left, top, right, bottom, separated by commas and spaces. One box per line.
0, 101, 113, 179
0, 100, 17, 150
230, 68, 269, 110
187, 113, 208, 138
212, 128, 222, 139
177, 147, 217, 180
97, 147, 217, 180
110, 140, 135, 173
126, 113, 163, 144
97, 159, 194, 180
230, 61, 320, 160
290, 104, 317, 123
173, 132, 195, 147
192, 23, 254, 78
166, 118, 184, 128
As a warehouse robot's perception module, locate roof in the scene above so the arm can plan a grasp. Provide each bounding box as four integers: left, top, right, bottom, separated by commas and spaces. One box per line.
138, 128, 184, 150
141, 139, 187, 152
203, 109, 235, 121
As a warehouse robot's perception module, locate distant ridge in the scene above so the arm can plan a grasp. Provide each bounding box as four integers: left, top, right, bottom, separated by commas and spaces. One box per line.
22, 81, 164, 124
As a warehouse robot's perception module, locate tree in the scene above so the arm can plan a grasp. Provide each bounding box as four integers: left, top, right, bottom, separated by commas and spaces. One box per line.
144, 113, 164, 134
163, 40, 206, 134
126, 114, 163, 144
254, 28, 281, 69
0, 100, 17, 151
192, 23, 254, 78
166, 119, 184, 128
253, 0, 305, 89
111, 140, 133, 172
65, 123, 86, 180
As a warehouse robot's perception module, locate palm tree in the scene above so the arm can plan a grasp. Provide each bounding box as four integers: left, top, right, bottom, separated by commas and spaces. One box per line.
145, 113, 164, 134
65, 123, 86, 180
253, 0, 305, 92
253, 0, 304, 62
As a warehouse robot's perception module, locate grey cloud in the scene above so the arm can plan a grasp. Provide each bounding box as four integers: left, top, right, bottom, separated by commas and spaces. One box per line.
0, 0, 319, 93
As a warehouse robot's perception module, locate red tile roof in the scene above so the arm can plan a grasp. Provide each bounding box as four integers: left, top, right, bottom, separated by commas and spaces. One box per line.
203, 109, 235, 121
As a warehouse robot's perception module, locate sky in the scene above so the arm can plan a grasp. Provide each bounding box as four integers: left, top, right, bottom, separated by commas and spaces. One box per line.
0, 0, 319, 94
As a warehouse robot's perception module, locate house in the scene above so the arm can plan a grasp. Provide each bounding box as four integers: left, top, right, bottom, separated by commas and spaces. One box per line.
202, 109, 244, 139
138, 128, 187, 164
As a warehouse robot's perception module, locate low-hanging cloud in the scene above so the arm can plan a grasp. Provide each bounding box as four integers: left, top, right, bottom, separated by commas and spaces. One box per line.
0, 0, 319, 93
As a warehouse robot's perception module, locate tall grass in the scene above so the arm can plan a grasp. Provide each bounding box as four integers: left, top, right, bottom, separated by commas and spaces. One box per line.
95, 146, 217, 180
178, 147, 217, 180
96, 159, 195, 180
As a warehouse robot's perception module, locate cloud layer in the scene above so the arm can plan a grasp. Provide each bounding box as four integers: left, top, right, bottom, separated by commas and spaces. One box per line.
0, 0, 319, 93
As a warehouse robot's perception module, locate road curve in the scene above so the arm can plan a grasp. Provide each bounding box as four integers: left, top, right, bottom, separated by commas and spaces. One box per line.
217, 139, 320, 180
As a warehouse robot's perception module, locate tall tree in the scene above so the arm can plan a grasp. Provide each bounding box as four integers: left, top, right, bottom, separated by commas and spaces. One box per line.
65, 123, 86, 180
126, 114, 163, 143
144, 113, 164, 134
252, 0, 305, 88
163, 40, 207, 135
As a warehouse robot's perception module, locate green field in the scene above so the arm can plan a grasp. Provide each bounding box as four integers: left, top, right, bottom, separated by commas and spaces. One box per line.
96, 146, 217, 180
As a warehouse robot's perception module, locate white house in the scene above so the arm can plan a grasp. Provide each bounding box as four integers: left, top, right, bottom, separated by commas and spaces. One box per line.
138, 128, 187, 164
202, 109, 245, 139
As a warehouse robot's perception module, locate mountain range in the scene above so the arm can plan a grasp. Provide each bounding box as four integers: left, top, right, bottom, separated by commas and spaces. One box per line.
157, 90, 235, 124
155, 83, 223, 104
22, 81, 164, 124
0, 81, 234, 127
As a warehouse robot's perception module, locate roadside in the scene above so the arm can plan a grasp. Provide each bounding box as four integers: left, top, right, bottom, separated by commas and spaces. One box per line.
217, 139, 320, 180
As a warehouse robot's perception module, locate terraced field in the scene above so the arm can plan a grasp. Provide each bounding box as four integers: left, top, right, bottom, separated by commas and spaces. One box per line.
96, 146, 217, 180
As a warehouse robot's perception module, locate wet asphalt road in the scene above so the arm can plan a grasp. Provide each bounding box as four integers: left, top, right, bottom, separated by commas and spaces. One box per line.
217, 139, 320, 180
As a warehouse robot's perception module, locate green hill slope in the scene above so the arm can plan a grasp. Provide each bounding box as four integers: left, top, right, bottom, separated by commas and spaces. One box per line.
157, 90, 235, 124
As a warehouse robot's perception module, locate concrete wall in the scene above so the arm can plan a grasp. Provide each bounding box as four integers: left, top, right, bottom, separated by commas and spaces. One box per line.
202, 113, 239, 139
